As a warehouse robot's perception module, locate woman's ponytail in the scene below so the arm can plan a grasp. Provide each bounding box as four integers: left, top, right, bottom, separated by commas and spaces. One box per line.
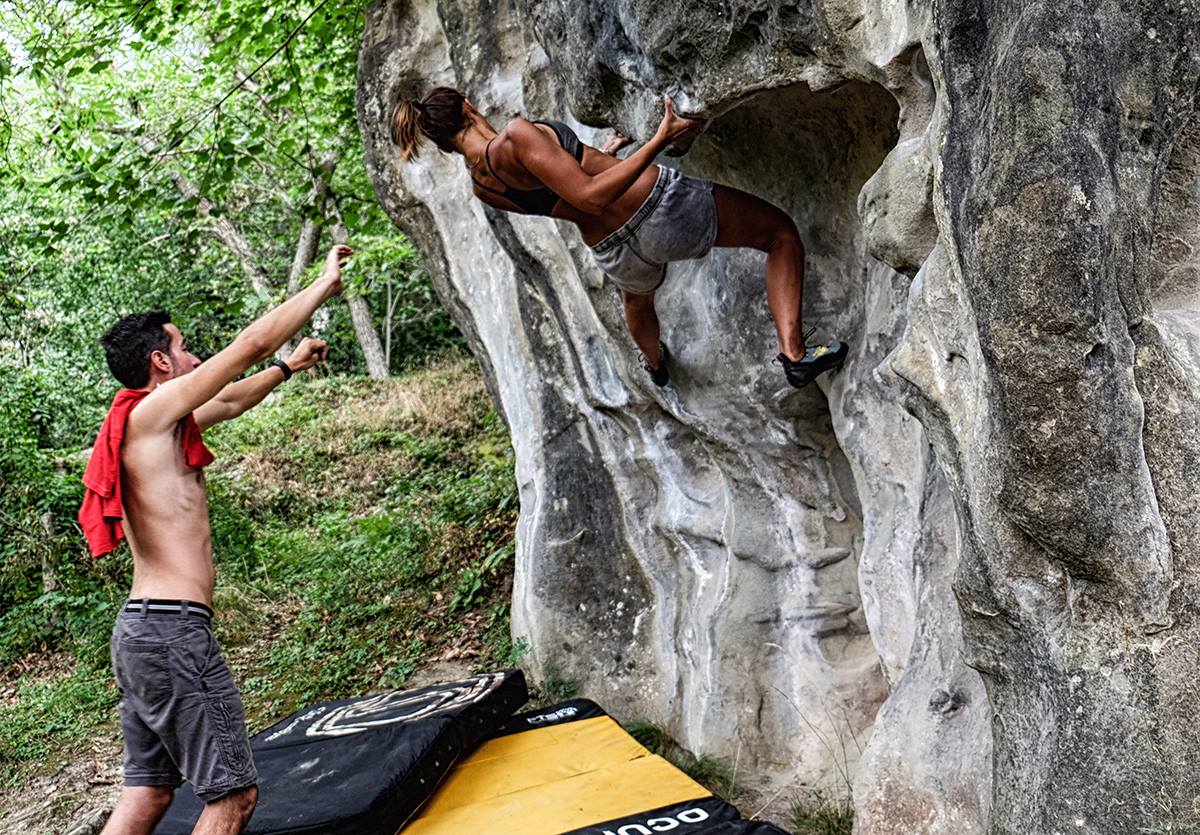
391, 99, 425, 162
389, 88, 467, 162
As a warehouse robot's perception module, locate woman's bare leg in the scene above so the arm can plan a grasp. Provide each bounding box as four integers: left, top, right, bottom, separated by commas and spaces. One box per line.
622, 290, 664, 367
711, 184, 805, 361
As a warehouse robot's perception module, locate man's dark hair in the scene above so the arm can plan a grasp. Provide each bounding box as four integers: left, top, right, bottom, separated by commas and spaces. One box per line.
100, 311, 173, 388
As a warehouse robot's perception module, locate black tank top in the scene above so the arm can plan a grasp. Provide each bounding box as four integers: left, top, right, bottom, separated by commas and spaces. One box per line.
471, 120, 584, 216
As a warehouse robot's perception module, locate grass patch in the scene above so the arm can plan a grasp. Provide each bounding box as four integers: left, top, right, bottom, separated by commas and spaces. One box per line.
624, 719, 740, 801
531, 666, 578, 706
789, 796, 854, 835
202, 362, 520, 725
0, 666, 117, 787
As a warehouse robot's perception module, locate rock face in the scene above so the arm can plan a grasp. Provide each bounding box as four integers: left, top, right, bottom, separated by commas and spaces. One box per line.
358, 0, 1200, 831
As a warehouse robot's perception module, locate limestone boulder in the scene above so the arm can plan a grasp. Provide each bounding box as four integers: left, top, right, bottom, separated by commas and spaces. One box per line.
358, 0, 1200, 830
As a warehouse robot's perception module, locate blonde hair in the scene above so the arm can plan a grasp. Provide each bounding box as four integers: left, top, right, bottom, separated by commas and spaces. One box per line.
390, 87, 468, 162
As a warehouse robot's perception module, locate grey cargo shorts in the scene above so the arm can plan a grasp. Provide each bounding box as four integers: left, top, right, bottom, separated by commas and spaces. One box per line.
111, 600, 256, 802
590, 165, 718, 295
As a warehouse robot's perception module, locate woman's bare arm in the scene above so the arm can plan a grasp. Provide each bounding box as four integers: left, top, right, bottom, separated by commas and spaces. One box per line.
512, 95, 703, 215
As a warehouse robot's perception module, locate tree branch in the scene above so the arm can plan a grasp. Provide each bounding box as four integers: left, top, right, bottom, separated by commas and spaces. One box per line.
174, 175, 272, 298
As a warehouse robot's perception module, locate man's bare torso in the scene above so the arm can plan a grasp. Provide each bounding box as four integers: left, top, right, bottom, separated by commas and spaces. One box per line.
121, 415, 215, 605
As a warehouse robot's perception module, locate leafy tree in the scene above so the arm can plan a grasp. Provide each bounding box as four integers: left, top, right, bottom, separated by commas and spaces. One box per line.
0, 1, 464, 666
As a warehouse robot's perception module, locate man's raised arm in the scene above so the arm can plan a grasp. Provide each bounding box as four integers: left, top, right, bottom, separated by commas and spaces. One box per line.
132, 245, 352, 433
194, 337, 330, 430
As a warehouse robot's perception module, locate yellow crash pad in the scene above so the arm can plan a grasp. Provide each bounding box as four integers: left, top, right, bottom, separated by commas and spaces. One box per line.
404, 713, 711, 834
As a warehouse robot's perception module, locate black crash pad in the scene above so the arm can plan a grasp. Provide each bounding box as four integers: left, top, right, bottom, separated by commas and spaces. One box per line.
154, 669, 527, 835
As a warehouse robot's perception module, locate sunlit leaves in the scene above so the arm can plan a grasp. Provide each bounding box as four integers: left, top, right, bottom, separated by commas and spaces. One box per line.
1, 0, 370, 242
0, 0, 439, 419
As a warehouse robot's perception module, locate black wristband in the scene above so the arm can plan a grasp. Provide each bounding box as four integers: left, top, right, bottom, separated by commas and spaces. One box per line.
270, 359, 293, 381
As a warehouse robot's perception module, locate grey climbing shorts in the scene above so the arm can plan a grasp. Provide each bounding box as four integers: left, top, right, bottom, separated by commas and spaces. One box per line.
111, 601, 257, 802
590, 165, 718, 295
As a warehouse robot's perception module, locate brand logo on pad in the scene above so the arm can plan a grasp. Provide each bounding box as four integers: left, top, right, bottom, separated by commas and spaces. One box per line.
263, 672, 508, 741
526, 706, 579, 725
600, 808, 710, 834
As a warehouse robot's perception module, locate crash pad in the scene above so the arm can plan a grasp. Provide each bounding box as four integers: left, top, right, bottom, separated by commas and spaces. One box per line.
403, 698, 790, 834
154, 669, 527, 835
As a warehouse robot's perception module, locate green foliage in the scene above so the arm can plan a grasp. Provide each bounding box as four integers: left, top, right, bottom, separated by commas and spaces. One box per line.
1, 364, 520, 790
338, 235, 464, 370
682, 755, 738, 801
0, 5, 485, 804
486, 627, 529, 668
451, 545, 514, 612
0, 0, 462, 400
192, 367, 517, 722
626, 719, 670, 754
0, 1, 466, 667
533, 667, 579, 705
0, 364, 130, 670
1, 1, 367, 230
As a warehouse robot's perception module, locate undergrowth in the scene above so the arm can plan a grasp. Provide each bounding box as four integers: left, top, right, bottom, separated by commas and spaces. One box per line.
531, 665, 578, 706
0, 667, 117, 786
789, 796, 854, 835
0, 354, 520, 787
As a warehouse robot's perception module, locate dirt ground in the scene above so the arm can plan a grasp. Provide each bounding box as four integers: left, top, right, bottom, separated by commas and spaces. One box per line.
0, 738, 123, 835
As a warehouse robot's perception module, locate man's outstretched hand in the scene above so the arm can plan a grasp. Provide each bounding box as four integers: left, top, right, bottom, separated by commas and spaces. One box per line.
321, 244, 354, 294
286, 337, 330, 372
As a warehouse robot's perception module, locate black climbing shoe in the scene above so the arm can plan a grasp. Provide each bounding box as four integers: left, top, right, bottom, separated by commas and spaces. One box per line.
777, 341, 849, 388
641, 341, 671, 387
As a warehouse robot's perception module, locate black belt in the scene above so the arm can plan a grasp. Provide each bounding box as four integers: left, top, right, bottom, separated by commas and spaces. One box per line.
123, 599, 213, 621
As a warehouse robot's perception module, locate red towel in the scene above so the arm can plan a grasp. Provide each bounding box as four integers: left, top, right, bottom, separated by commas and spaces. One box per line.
78, 388, 215, 557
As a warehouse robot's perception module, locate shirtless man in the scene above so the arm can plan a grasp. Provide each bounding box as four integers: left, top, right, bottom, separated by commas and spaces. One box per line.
88, 245, 352, 835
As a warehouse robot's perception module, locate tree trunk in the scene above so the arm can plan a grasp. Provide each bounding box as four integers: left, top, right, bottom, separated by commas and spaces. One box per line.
40, 511, 57, 594
347, 296, 388, 378
173, 176, 273, 298
280, 153, 339, 358
285, 152, 339, 297
331, 221, 387, 378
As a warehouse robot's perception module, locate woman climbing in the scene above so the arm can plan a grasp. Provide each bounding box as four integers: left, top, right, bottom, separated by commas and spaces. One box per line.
390, 87, 847, 389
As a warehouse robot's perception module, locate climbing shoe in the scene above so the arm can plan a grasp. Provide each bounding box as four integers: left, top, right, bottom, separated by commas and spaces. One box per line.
641, 341, 671, 387
777, 341, 849, 388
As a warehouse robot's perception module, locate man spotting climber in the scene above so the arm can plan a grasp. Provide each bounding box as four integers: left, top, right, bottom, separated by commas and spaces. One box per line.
79, 244, 352, 835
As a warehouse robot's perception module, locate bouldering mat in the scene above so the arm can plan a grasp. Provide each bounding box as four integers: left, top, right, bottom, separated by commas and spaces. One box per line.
155, 669, 527, 835
402, 698, 790, 834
